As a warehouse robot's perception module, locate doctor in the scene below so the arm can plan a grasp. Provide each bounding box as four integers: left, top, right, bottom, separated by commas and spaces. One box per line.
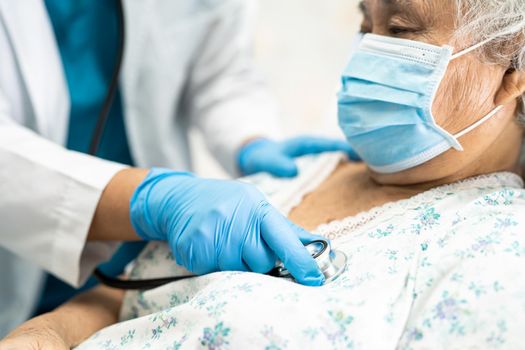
0, 0, 357, 336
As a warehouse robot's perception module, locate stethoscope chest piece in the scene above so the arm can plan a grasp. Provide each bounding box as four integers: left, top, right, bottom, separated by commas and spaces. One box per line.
270, 240, 347, 285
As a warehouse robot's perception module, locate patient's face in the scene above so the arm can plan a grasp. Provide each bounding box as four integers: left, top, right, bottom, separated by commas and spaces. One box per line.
358, 0, 524, 185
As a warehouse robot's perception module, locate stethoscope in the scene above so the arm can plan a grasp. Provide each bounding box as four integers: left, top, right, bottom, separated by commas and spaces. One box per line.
95, 240, 348, 290
90, 0, 348, 290
270, 240, 348, 285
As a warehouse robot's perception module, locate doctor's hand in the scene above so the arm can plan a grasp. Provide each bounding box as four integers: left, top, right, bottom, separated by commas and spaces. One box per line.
130, 168, 325, 286
238, 136, 360, 177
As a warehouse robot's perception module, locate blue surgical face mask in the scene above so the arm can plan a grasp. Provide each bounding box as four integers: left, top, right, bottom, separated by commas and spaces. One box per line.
338, 33, 502, 174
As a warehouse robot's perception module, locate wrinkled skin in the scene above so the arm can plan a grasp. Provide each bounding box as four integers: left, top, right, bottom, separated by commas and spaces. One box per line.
0, 324, 68, 350
359, 0, 525, 186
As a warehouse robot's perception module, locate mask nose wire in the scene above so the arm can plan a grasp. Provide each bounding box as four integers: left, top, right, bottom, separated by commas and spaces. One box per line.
450, 36, 496, 60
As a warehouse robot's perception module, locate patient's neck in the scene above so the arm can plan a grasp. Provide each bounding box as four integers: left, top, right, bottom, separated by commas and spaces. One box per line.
289, 148, 523, 231
288, 162, 424, 231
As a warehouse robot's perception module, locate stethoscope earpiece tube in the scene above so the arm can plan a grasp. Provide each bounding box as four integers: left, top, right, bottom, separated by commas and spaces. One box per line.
92, 0, 132, 288
88, 0, 126, 156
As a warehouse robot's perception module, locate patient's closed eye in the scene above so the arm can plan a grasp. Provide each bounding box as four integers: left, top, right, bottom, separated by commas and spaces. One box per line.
388, 26, 419, 35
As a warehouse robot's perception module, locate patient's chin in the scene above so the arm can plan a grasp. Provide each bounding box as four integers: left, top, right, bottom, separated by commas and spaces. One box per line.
368, 150, 470, 187
368, 167, 441, 187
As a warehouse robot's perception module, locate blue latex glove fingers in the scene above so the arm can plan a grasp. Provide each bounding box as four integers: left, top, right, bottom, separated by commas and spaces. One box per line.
257, 153, 298, 178
291, 221, 329, 246
215, 214, 252, 272
284, 136, 361, 161
176, 213, 251, 275
238, 137, 360, 178
238, 140, 298, 177
171, 213, 214, 275
260, 206, 325, 286
242, 233, 277, 274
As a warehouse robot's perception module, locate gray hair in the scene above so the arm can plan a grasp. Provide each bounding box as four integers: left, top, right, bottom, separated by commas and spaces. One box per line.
454, 0, 525, 125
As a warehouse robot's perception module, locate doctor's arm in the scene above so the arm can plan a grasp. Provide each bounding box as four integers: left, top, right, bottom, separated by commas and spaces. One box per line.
0, 121, 325, 289
0, 118, 135, 288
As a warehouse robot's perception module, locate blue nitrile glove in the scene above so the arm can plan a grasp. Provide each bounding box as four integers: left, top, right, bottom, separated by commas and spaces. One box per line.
238, 136, 361, 177
130, 168, 325, 286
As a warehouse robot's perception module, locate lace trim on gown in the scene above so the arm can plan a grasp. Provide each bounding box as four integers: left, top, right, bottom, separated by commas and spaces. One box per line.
243, 153, 523, 242
314, 172, 524, 241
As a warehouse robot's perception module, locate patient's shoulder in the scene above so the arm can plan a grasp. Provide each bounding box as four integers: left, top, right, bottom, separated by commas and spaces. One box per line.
447, 174, 525, 231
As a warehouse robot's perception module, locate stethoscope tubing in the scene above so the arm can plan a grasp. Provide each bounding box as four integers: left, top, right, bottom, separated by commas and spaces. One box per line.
91, 0, 131, 288
94, 240, 331, 290
88, 0, 125, 156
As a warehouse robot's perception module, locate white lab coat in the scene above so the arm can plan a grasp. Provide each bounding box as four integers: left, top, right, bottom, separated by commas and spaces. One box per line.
0, 0, 280, 331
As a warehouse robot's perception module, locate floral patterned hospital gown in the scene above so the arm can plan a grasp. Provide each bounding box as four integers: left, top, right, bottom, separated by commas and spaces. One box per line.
77, 154, 525, 350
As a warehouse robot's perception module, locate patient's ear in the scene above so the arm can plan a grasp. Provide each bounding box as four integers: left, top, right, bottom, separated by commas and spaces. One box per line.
495, 68, 525, 105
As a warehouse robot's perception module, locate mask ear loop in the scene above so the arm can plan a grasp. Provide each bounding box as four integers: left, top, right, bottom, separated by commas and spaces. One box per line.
454, 105, 504, 139
450, 36, 496, 60
450, 36, 505, 139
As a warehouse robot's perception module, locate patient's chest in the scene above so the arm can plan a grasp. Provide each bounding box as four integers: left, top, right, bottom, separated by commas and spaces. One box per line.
78, 156, 525, 350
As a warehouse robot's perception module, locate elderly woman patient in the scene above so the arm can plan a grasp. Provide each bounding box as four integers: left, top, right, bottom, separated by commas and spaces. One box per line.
2, 0, 525, 348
